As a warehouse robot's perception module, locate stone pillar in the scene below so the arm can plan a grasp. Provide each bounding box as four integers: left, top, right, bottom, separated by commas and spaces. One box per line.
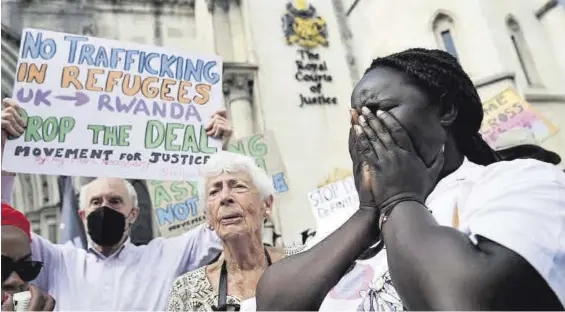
208, 0, 234, 60
539, 5, 565, 79
223, 71, 254, 139
195, 0, 216, 54
228, 0, 246, 62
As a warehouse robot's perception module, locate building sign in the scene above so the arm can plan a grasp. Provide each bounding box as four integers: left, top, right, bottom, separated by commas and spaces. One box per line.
295, 49, 337, 107
283, 1, 337, 107
282, 0, 328, 49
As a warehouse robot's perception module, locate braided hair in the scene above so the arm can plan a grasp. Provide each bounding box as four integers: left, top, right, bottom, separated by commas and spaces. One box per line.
366, 48, 500, 165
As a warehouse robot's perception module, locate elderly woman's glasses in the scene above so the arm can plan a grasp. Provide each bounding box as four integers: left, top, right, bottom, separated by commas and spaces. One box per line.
1, 255, 43, 282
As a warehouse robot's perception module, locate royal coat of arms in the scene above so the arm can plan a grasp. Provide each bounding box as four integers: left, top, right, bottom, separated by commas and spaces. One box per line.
282, 0, 329, 48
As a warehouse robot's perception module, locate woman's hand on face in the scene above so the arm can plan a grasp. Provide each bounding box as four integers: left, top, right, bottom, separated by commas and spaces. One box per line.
349, 110, 378, 212
353, 107, 444, 208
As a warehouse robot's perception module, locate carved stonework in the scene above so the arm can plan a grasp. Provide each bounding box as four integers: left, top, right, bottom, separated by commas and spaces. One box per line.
223, 72, 253, 95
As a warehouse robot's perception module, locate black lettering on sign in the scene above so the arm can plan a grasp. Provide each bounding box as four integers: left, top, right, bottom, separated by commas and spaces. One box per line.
295, 49, 337, 107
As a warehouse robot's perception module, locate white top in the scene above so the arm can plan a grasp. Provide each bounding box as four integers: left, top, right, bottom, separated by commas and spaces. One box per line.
30, 227, 222, 311
1, 175, 223, 311
183, 159, 565, 311
319, 158, 565, 311
1, 175, 224, 310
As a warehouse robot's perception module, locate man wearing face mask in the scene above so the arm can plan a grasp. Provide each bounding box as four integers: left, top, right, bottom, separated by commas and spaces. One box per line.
1, 98, 232, 310
17, 178, 223, 311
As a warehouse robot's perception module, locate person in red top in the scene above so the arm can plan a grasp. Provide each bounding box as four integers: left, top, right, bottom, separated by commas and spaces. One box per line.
1, 203, 55, 311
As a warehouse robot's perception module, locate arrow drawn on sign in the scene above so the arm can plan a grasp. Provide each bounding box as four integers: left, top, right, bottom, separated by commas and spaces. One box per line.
55, 92, 90, 106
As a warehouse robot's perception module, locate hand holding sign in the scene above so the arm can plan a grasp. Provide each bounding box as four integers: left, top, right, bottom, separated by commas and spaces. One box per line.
1, 98, 26, 176
206, 108, 233, 147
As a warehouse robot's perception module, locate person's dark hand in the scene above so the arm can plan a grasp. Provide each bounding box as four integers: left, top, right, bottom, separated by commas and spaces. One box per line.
349, 109, 378, 212
1, 285, 55, 311
353, 107, 444, 210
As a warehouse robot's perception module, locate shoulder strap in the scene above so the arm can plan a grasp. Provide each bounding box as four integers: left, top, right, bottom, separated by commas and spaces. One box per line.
216, 247, 272, 311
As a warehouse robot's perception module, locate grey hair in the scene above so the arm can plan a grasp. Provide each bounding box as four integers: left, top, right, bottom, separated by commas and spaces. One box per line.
78, 178, 138, 210
198, 151, 275, 212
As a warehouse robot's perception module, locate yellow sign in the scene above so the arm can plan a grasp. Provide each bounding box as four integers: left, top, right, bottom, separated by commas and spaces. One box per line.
479, 88, 558, 147
282, 0, 329, 48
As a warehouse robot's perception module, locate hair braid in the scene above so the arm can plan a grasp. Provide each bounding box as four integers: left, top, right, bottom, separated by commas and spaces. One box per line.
366, 48, 500, 165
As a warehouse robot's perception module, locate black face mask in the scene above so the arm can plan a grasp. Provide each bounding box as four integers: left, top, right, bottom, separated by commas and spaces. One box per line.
87, 206, 131, 247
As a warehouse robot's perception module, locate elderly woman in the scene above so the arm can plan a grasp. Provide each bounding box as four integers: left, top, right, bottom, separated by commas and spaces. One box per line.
257, 48, 565, 311
167, 152, 303, 311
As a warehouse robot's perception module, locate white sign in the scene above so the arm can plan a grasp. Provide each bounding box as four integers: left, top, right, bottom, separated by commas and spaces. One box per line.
306, 176, 359, 246
2, 28, 224, 181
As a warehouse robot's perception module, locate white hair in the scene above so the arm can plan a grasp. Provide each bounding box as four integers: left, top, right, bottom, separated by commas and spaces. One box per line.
198, 151, 275, 211
79, 178, 138, 210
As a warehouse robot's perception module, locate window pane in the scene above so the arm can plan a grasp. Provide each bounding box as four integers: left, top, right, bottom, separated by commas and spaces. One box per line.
441, 30, 459, 59
32, 223, 41, 237
511, 35, 533, 86
48, 224, 57, 243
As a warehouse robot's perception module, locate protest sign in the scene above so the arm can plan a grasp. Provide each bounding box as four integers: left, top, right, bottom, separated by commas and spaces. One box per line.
306, 176, 358, 246
479, 88, 558, 147
2, 28, 224, 181
148, 131, 289, 238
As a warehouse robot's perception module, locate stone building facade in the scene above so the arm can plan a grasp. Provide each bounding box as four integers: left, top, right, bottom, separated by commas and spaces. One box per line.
1, 0, 564, 245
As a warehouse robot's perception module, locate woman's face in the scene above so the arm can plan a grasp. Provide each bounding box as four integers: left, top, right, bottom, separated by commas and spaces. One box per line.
350, 66, 448, 165
204, 171, 271, 240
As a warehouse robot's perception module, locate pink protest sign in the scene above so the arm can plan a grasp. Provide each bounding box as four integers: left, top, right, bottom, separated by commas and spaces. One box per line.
479, 88, 558, 147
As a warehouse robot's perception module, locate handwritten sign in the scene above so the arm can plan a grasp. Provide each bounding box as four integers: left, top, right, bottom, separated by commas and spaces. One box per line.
306, 176, 358, 246
2, 28, 224, 181
479, 88, 558, 147
148, 131, 289, 237
148, 180, 202, 237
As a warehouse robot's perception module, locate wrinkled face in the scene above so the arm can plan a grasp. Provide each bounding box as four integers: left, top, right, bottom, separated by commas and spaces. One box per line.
1, 226, 31, 295
80, 178, 138, 233
205, 171, 272, 240
350, 66, 447, 165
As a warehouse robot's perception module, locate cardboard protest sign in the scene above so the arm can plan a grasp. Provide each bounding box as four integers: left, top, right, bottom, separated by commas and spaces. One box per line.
479, 88, 558, 147
2, 28, 224, 181
306, 176, 358, 247
148, 131, 289, 238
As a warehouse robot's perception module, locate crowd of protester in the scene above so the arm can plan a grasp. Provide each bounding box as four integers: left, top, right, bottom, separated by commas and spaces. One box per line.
1, 48, 565, 311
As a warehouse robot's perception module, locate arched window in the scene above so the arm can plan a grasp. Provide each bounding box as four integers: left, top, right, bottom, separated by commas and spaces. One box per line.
432, 13, 459, 59
506, 16, 542, 87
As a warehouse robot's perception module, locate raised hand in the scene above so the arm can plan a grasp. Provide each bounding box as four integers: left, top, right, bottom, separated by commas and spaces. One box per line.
1, 98, 26, 155
349, 109, 378, 213
205, 109, 233, 140
352, 107, 444, 211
